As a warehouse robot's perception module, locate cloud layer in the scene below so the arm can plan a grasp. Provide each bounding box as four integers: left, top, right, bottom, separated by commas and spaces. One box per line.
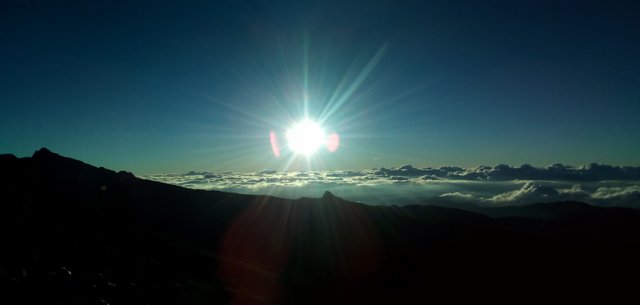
140, 164, 640, 208
375, 163, 640, 181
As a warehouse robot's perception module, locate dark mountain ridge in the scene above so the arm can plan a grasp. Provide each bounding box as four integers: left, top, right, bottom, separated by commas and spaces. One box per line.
1, 149, 639, 304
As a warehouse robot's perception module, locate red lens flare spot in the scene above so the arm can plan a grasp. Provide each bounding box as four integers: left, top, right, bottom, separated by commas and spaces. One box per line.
326, 132, 340, 153
270, 131, 280, 157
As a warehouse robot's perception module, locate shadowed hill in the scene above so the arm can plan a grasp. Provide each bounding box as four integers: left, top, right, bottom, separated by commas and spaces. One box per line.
1, 149, 640, 304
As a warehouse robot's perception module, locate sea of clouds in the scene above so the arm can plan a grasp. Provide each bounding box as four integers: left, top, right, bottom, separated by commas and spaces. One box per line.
140, 163, 640, 207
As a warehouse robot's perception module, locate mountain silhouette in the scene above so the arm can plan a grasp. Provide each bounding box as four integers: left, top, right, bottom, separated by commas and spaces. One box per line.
1, 148, 639, 304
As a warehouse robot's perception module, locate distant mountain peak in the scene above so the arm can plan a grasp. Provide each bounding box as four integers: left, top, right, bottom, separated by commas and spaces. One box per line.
323, 191, 338, 200
32, 147, 56, 159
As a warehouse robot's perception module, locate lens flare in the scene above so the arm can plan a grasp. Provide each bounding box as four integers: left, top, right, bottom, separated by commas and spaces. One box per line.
326, 132, 340, 153
269, 131, 280, 157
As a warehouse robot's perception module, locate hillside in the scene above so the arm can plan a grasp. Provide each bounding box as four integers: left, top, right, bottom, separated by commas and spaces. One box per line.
1, 149, 639, 304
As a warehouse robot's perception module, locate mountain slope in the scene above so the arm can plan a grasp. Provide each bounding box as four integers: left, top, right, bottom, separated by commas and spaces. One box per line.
1, 149, 640, 304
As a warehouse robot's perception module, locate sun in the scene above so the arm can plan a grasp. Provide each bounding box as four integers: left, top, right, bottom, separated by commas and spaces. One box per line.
269, 119, 340, 158
286, 119, 326, 156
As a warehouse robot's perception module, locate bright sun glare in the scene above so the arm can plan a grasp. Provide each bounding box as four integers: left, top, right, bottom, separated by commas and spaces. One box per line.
286, 119, 325, 156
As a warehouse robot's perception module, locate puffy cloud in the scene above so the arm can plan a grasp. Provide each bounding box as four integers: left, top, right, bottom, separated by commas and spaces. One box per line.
592, 185, 640, 199
434, 183, 640, 208
452, 163, 640, 181
590, 185, 640, 206
365, 163, 640, 182
488, 182, 560, 204
557, 184, 591, 201
439, 192, 475, 201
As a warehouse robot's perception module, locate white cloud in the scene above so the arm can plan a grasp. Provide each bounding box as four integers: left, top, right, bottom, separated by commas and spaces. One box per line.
488, 182, 560, 204
439, 192, 476, 201
590, 185, 640, 206
592, 185, 640, 199
457, 182, 640, 207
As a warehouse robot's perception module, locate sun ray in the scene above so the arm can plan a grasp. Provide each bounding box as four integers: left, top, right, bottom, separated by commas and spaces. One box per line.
319, 43, 388, 124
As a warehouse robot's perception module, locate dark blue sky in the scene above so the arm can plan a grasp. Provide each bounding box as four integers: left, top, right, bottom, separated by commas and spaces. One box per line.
1, 0, 639, 173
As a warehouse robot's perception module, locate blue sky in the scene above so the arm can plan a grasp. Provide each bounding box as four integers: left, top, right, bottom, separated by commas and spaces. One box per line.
1, 0, 639, 173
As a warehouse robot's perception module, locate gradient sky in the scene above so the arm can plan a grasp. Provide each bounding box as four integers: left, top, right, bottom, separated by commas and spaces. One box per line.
1, 0, 639, 174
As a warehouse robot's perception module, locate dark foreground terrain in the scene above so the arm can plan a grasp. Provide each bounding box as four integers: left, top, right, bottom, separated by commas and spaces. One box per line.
2, 149, 639, 304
